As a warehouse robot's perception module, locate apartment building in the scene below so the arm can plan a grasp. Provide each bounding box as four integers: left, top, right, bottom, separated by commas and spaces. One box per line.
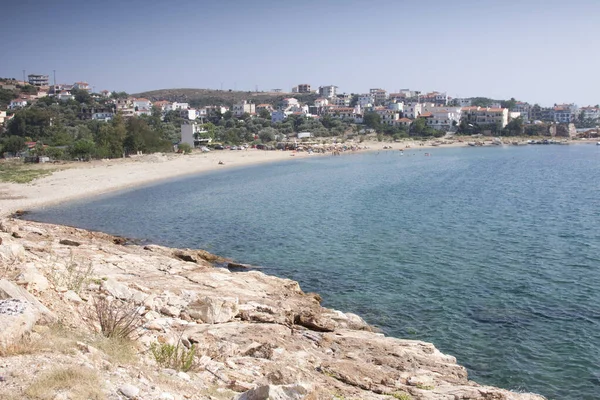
462, 107, 509, 128
369, 88, 388, 104
28, 74, 49, 87
318, 85, 338, 99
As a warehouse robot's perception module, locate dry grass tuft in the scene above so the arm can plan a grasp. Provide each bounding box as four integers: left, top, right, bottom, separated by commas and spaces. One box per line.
90, 335, 138, 365
0, 324, 82, 357
24, 366, 104, 399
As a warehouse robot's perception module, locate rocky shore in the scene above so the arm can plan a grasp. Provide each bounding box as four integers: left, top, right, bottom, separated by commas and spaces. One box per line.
0, 218, 544, 400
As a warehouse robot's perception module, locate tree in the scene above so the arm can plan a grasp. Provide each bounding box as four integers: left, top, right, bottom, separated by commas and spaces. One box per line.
503, 117, 523, 136
501, 97, 517, 110
258, 127, 277, 143
258, 109, 271, 120
363, 112, 381, 131
69, 139, 95, 161
72, 88, 91, 104
1, 135, 26, 154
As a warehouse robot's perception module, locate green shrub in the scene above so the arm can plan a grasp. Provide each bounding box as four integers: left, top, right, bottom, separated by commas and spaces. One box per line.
178, 143, 192, 154
150, 341, 196, 372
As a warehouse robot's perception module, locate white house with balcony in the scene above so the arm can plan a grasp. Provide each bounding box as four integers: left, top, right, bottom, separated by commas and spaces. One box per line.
580, 106, 600, 121
180, 122, 208, 147
553, 104, 578, 123
9, 99, 28, 109
421, 106, 462, 130
92, 111, 114, 122
164, 102, 189, 112
462, 107, 509, 128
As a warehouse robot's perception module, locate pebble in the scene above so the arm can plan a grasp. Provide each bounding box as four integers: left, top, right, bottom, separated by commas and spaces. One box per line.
176, 371, 190, 381
118, 384, 140, 399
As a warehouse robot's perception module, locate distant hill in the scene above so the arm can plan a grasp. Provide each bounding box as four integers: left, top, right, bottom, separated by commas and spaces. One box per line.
131, 88, 319, 108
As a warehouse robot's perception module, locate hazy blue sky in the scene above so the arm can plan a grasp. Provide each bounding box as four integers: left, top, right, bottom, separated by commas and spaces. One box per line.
2, 0, 599, 106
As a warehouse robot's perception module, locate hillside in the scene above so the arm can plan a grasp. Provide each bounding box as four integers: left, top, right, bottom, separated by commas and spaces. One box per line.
132, 88, 319, 107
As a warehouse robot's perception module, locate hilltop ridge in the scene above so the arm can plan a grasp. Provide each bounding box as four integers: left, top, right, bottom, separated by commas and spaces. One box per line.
132, 88, 319, 107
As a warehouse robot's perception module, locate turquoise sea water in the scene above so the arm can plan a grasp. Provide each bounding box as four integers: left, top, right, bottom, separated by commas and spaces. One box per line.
26, 145, 600, 399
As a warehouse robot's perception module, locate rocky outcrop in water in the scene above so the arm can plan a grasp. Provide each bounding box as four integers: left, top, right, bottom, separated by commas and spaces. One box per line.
0, 218, 545, 399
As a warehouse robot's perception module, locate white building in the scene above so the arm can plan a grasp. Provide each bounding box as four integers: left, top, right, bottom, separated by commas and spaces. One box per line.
180, 122, 207, 147
281, 98, 299, 109
8, 99, 28, 109
403, 102, 424, 119
73, 82, 91, 92
454, 98, 472, 107
421, 106, 462, 130
28, 74, 49, 87
314, 98, 329, 107
318, 85, 338, 99
511, 102, 531, 121
374, 107, 400, 126
369, 88, 388, 104
358, 94, 375, 108
0, 110, 6, 125
92, 112, 114, 122
580, 106, 600, 121
332, 94, 352, 107
232, 100, 255, 117
553, 104, 578, 123
165, 102, 190, 112
462, 107, 509, 128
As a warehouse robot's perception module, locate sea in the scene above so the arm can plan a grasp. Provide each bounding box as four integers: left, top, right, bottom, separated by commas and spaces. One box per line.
25, 144, 600, 400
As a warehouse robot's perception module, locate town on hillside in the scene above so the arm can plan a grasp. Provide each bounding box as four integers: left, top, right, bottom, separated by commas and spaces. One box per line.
1, 74, 599, 159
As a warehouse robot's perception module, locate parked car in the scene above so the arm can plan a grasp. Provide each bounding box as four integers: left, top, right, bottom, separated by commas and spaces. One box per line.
231, 146, 238, 150
214, 145, 225, 150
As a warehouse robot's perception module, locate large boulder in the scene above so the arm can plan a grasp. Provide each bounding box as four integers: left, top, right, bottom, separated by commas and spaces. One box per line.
0, 242, 25, 261
101, 278, 132, 300
0, 279, 55, 322
187, 296, 239, 323
0, 299, 38, 349
0, 280, 56, 349
235, 384, 310, 400
16, 264, 50, 292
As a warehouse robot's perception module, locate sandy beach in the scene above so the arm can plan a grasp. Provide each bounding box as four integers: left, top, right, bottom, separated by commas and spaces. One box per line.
1, 137, 592, 217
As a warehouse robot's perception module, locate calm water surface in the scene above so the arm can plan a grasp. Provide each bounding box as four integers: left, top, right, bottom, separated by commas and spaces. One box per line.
27, 145, 600, 399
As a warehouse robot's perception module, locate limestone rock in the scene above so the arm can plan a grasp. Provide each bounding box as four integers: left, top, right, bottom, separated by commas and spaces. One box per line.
0, 279, 55, 323
63, 290, 83, 303
187, 296, 238, 323
101, 278, 132, 300
235, 384, 310, 400
0, 299, 38, 349
59, 239, 81, 246
119, 383, 140, 399
0, 242, 25, 261
16, 264, 49, 292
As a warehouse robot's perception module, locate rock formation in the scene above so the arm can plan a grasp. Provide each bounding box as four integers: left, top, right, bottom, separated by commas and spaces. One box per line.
0, 218, 545, 400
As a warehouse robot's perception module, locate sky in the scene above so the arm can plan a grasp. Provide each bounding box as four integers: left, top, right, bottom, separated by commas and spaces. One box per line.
2, 0, 600, 106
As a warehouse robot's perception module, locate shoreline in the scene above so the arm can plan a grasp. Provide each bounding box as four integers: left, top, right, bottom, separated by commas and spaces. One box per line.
1, 137, 595, 218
